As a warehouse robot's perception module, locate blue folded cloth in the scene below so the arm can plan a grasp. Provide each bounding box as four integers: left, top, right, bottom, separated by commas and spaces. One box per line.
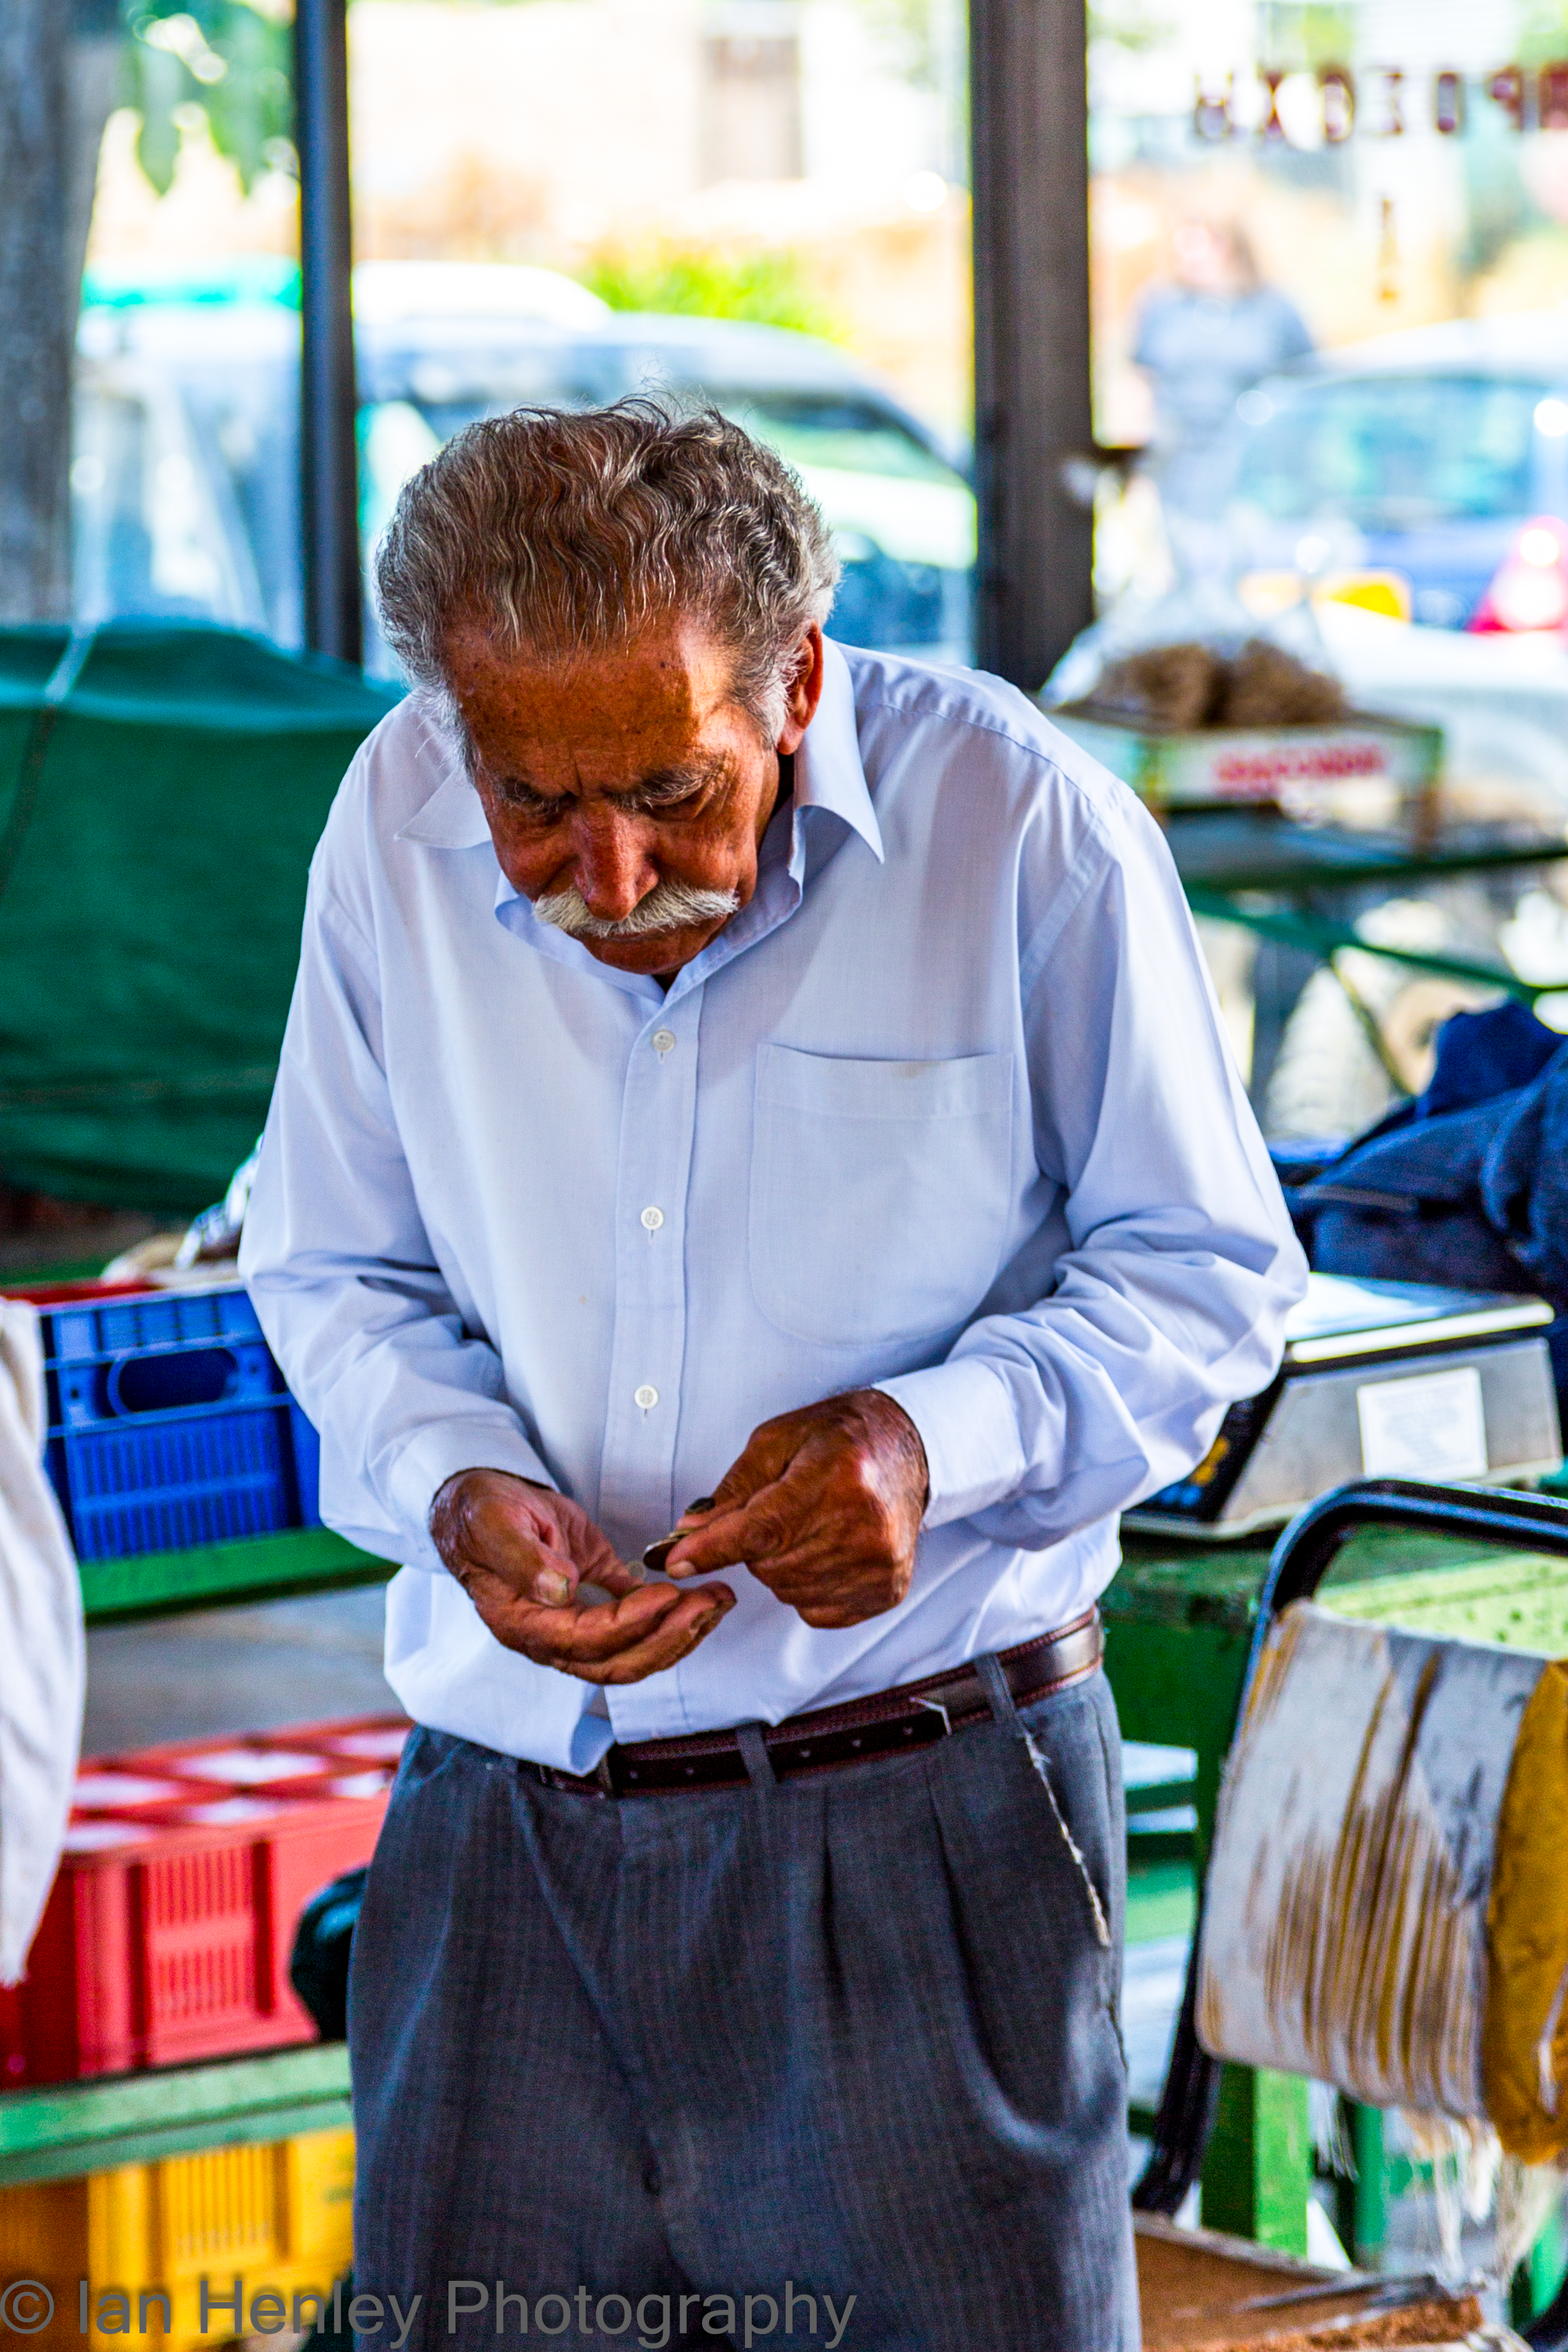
1281, 1001, 1568, 1413
1417, 998, 1562, 1121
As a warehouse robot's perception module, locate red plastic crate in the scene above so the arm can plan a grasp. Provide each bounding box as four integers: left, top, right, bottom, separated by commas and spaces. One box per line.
1, 1278, 161, 1308
0, 1714, 410, 2085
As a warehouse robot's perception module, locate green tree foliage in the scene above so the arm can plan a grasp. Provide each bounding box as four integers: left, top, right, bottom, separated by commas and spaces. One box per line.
580, 243, 845, 341
1250, 3, 1354, 73
853, 0, 939, 88
1518, 3, 1568, 67
1086, 0, 1175, 57
120, 1, 293, 194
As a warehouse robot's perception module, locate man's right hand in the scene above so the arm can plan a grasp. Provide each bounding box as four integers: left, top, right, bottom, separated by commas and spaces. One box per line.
430, 1469, 735, 1685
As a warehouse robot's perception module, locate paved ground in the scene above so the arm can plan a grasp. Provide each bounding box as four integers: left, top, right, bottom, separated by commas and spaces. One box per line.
84, 1586, 396, 1753
1122, 1932, 1189, 2114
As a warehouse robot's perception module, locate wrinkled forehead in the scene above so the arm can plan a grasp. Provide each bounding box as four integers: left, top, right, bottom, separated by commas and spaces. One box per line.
448, 615, 736, 730
444, 617, 749, 796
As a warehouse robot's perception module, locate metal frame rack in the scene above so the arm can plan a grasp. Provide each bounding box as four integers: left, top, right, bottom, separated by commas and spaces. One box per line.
1110, 1483, 1568, 2317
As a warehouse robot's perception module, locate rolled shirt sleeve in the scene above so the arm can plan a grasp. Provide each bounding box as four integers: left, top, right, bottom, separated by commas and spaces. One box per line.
878, 785, 1305, 1542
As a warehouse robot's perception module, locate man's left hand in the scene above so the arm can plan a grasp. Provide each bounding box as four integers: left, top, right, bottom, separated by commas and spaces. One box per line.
663, 1389, 929, 1629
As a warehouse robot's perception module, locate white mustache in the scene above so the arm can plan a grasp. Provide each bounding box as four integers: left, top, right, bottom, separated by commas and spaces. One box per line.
532, 879, 740, 940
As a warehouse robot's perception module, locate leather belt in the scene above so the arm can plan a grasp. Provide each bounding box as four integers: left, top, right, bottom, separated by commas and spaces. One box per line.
527, 1607, 1104, 1798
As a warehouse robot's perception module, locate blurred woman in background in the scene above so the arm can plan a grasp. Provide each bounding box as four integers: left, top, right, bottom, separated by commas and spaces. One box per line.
1133, 215, 1314, 520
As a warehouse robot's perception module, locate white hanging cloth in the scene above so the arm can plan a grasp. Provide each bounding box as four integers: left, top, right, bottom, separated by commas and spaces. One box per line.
0, 1297, 84, 1985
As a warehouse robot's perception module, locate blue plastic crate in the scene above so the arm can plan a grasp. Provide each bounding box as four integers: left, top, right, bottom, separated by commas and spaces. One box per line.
39, 1285, 321, 1562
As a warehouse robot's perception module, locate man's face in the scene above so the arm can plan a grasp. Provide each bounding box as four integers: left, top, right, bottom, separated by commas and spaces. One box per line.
448, 613, 824, 979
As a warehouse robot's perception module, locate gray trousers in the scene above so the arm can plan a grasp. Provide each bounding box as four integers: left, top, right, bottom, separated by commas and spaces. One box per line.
347, 1666, 1137, 2352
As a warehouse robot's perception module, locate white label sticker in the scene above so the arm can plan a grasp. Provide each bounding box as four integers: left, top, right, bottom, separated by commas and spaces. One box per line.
1357, 1364, 1488, 1481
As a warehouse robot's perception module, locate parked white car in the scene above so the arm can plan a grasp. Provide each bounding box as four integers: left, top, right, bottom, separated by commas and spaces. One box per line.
72, 258, 976, 671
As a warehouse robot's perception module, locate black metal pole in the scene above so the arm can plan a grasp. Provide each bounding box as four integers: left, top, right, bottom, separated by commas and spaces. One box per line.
968, 0, 1095, 692
294, 0, 361, 666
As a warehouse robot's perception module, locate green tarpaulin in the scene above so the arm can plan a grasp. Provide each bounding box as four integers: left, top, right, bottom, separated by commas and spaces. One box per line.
0, 623, 399, 1213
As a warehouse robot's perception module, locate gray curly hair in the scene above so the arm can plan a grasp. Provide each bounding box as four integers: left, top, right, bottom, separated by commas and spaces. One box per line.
375, 398, 840, 743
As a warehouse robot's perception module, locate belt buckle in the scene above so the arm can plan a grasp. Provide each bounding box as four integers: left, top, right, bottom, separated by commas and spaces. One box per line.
911, 1678, 980, 1738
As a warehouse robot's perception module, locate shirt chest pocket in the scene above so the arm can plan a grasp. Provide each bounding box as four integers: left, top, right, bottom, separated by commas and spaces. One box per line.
749, 1046, 1015, 1347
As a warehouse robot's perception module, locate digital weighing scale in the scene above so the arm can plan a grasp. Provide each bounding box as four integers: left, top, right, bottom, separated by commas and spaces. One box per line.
1124, 1273, 1562, 1541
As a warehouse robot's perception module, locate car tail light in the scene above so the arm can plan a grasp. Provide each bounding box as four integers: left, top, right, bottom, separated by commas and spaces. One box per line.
1470, 516, 1568, 632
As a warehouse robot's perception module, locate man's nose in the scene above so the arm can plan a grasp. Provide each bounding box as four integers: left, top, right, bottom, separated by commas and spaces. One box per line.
570, 810, 657, 921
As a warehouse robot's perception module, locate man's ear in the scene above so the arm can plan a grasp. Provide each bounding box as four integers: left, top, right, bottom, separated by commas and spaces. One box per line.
775, 625, 826, 756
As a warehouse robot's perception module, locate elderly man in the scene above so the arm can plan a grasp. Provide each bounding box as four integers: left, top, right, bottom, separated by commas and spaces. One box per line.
243, 402, 1303, 2352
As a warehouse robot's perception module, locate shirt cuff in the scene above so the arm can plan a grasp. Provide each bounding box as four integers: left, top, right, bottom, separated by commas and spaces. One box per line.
384, 1414, 557, 1561
873, 1358, 1032, 1529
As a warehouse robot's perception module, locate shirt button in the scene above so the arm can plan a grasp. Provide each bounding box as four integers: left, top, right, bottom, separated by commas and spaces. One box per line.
640, 1205, 665, 1231
634, 1384, 659, 1411
652, 1028, 676, 1055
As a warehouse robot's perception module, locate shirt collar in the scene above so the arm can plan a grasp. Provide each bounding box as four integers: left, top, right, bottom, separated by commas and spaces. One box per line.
392, 638, 883, 863
392, 711, 491, 849
793, 637, 885, 865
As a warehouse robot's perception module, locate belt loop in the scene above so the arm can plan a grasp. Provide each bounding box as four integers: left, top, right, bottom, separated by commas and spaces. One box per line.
975, 1652, 1021, 1733
736, 1723, 777, 1790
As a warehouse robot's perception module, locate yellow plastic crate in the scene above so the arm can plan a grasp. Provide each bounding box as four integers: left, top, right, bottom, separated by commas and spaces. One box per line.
0, 2127, 354, 2352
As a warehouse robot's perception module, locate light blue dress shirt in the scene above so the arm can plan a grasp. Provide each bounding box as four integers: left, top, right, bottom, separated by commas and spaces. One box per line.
241, 640, 1305, 1773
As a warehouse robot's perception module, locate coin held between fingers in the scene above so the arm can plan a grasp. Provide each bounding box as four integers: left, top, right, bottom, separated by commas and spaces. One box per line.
643, 1498, 719, 1577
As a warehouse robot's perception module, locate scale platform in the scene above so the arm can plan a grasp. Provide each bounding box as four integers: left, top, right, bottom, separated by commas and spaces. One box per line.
1124, 1273, 1562, 1542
